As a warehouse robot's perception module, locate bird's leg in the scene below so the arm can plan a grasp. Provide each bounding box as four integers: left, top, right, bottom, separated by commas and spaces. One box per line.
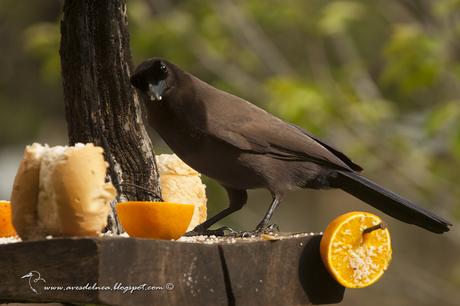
185, 188, 247, 237
255, 194, 283, 233
265, 223, 280, 233
239, 194, 283, 237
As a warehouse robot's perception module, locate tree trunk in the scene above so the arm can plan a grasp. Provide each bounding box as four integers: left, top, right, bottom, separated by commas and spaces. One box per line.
59, 0, 162, 231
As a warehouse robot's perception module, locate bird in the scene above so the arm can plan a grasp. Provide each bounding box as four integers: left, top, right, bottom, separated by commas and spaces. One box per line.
130, 58, 451, 236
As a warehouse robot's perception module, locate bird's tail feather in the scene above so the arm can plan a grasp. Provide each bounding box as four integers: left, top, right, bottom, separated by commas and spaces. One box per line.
329, 170, 451, 234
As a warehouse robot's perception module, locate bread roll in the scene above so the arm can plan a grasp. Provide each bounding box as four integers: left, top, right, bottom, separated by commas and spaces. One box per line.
156, 154, 207, 231
11, 143, 116, 240
10, 144, 46, 240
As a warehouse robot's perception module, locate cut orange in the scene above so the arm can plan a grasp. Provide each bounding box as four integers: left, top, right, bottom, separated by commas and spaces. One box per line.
116, 201, 194, 240
320, 212, 392, 288
0, 201, 17, 237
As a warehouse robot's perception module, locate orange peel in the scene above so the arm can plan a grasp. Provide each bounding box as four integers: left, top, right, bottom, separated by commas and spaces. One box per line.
116, 201, 194, 240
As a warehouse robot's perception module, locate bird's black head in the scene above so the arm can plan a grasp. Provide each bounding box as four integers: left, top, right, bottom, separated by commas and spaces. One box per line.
130, 58, 177, 102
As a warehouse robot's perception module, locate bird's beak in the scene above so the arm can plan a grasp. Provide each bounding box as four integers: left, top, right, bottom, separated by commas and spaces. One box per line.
148, 80, 166, 102
21, 273, 32, 278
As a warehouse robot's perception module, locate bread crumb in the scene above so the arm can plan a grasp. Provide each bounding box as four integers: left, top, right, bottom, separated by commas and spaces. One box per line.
0, 236, 21, 244
177, 232, 321, 244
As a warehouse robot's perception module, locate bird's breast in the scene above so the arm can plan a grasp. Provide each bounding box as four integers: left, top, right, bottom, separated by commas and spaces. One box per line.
149, 106, 202, 150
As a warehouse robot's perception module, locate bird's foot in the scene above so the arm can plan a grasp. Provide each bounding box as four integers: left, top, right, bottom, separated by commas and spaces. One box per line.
238, 223, 280, 238
184, 225, 238, 237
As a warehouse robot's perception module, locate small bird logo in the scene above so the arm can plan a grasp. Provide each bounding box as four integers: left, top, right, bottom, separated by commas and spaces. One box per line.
21, 271, 46, 294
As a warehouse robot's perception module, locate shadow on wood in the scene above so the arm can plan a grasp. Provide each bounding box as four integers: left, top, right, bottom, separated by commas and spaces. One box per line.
299, 236, 344, 304
0, 235, 344, 306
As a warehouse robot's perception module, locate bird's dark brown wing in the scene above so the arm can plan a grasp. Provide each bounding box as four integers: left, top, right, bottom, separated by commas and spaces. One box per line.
194, 80, 361, 172
288, 124, 363, 171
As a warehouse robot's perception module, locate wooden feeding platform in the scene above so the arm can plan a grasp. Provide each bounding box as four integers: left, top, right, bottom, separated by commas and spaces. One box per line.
0, 233, 344, 306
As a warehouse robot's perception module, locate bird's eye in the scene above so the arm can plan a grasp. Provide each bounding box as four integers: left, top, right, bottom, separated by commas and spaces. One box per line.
160, 64, 167, 74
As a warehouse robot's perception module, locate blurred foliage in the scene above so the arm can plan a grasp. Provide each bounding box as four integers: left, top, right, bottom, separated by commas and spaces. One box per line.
0, 0, 62, 144
382, 24, 442, 95
0, 1, 459, 304
0, 1, 458, 210
23, 22, 60, 84
319, 1, 365, 35
0, 0, 459, 221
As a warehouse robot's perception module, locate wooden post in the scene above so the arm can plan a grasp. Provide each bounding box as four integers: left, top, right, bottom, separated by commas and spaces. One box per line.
59, 0, 162, 231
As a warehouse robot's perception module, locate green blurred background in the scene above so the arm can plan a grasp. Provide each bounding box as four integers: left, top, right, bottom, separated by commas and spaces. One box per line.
1, 0, 460, 304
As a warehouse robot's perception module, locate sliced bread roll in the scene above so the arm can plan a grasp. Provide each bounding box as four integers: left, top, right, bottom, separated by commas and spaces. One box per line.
156, 154, 207, 231
11, 143, 116, 240
10, 143, 46, 240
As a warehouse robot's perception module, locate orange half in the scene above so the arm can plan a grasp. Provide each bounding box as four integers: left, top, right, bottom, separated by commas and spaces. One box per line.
320, 212, 392, 288
0, 200, 17, 237
116, 201, 194, 240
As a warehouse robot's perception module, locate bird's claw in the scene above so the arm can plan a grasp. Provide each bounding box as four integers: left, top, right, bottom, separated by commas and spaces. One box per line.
184, 225, 238, 237
185, 223, 280, 238
238, 223, 280, 237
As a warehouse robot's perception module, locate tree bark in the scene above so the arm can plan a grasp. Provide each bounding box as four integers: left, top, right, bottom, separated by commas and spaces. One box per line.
59, 0, 162, 230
